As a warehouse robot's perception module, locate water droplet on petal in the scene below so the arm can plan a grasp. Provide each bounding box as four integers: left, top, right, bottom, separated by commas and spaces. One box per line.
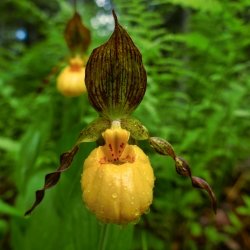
134, 211, 140, 217
112, 193, 118, 199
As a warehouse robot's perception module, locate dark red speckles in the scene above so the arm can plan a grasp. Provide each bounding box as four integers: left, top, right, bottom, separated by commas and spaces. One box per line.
120, 143, 124, 148
109, 144, 113, 151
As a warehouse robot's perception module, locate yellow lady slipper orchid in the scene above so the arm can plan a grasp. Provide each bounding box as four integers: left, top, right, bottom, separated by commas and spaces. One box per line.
81, 122, 154, 224
57, 56, 86, 97
25, 11, 216, 222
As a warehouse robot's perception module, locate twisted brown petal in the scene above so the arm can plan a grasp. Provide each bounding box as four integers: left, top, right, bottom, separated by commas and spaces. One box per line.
191, 176, 217, 213
85, 10, 147, 118
24, 146, 79, 215
175, 156, 191, 177
149, 137, 176, 158
174, 156, 217, 213
149, 137, 217, 213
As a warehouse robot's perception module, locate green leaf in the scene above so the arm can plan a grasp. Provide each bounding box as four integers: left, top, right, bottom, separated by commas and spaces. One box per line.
0, 136, 19, 153
0, 199, 22, 217
168, 0, 222, 13
0, 219, 8, 234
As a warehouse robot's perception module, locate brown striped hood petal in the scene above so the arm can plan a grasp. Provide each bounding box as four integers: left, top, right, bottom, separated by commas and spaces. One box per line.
64, 11, 91, 56
85, 11, 147, 119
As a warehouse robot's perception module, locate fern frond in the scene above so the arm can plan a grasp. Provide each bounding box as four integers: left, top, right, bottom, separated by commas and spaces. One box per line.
154, 0, 222, 13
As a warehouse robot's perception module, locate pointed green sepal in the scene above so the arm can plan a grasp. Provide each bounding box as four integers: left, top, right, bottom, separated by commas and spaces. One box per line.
85, 11, 147, 119
121, 117, 149, 140
76, 117, 110, 144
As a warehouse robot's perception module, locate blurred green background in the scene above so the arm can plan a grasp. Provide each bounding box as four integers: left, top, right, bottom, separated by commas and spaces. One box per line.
0, 0, 250, 249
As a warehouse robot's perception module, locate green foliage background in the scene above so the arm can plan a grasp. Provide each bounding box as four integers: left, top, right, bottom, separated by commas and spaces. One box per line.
0, 0, 250, 250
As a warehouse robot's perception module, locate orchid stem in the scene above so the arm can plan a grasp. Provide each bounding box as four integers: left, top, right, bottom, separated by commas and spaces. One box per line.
141, 231, 148, 250
73, 0, 77, 12
98, 223, 110, 250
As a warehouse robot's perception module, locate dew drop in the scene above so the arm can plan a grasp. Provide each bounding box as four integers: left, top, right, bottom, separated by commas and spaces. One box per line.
134, 211, 140, 217
132, 217, 141, 225
112, 193, 118, 199
134, 208, 140, 217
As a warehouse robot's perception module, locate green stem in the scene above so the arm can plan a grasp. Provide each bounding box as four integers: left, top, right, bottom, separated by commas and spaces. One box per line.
141, 231, 148, 250
73, 0, 77, 12
98, 223, 110, 250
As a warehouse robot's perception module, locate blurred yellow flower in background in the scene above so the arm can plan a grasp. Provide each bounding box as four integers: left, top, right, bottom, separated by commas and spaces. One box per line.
57, 56, 86, 97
